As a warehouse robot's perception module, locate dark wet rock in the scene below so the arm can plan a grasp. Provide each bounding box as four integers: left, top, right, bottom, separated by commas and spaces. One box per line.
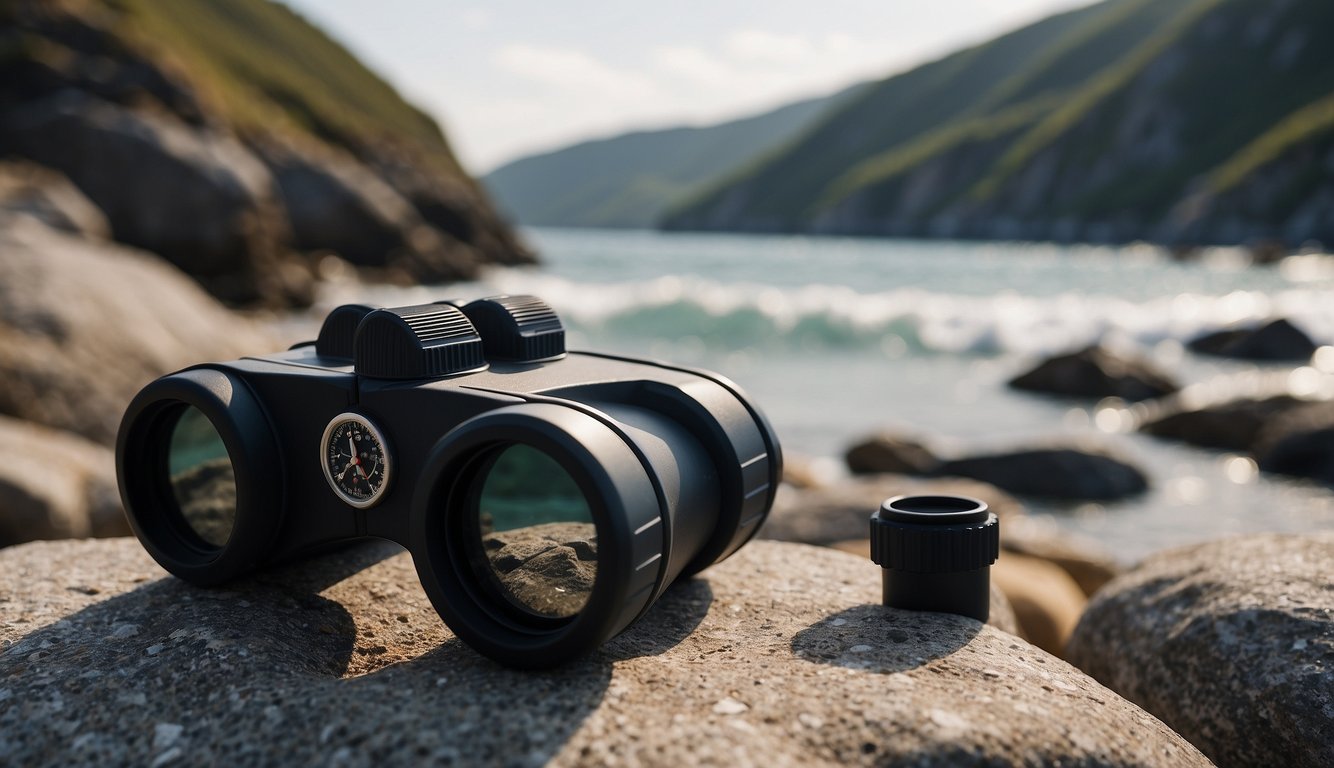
0, 538, 1209, 766
1000, 516, 1121, 597
1139, 395, 1306, 452
1009, 345, 1180, 402
1068, 533, 1334, 768
844, 433, 940, 475
1187, 318, 1318, 362
1252, 400, 1334, 485
0, 216, 274, 444
939, 447, 1149, 500
483, 522, 598, 617
255, 140, 480, 283
0, 161, 109, 238
1, 92, 305, 306
0, 415, 126, 547
762, 474, 1025, 546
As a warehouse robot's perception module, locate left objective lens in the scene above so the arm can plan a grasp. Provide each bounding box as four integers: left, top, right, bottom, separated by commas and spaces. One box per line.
167, 405, 237, 548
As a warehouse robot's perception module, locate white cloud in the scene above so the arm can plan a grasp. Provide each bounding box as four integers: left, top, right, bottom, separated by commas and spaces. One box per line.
494, 43, 658, 100
650, 29, 886, 100
653, 45, 729, 84
725, 29, 816, 63
461, 8, 491, 30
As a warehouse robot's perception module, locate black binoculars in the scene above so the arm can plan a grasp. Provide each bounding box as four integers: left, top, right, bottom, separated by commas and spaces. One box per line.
116, 295, 781, 668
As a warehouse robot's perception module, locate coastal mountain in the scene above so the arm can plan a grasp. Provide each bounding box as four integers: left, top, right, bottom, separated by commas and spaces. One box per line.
483, 86, 863, 229
663, 0, 1334, 247
0, 0, 532, 306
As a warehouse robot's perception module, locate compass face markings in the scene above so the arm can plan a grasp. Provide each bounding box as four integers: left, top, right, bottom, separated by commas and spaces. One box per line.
321, 414, 390, 508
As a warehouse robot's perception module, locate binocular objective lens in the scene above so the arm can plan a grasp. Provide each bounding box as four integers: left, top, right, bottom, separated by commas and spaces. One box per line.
167, 405, 237, 548
474, 444, 597, 619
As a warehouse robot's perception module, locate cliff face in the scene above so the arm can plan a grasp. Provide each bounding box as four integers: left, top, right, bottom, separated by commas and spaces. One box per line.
0, 0, 533, 307
663, 0, 1334, 248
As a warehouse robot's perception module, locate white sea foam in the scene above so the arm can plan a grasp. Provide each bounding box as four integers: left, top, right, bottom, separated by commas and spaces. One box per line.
320, 268, 1334, 357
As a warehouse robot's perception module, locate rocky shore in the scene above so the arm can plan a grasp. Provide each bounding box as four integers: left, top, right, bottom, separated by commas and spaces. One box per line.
2, 184, 1332, 762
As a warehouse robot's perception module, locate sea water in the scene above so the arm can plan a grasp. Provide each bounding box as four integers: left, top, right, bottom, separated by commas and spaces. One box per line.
316, 227, 1334, 562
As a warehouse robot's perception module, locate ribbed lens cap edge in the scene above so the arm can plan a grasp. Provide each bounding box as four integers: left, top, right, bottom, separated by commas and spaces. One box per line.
870, 495, 999, 574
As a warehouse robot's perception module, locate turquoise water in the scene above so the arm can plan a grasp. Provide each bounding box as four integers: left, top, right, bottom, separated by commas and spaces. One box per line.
317, 227, 1334, 561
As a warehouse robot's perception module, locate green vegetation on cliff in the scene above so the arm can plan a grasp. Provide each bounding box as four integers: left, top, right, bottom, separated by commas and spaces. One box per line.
662, 0, 1334, 246
111, 0, 465, 174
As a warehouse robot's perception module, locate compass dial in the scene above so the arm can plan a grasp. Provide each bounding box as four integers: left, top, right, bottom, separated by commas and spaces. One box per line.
321, 413, 390, 508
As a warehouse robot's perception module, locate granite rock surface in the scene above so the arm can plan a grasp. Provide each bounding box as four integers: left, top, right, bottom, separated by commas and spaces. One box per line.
0, 538, 1210, 767
1068, 533, 1334, 768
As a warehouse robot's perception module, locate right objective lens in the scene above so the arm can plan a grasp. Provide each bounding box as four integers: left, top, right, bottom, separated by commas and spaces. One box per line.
166, 405, 237, 549
473, 443, 597, 619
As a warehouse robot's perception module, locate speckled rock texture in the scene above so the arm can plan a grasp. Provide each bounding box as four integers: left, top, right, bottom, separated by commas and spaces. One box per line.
1067, 533, 1334, 768
0, 538, 1210, 767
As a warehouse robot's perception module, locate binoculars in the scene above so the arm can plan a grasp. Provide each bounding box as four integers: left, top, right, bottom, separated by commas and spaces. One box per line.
116, 295, 781, 668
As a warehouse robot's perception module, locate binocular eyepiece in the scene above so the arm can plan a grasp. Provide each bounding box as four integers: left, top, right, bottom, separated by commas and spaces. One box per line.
116, 295, 781, 668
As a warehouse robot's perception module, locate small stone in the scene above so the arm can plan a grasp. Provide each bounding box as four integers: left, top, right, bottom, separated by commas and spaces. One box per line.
110, 624, 140, 639
153, 723, 183, 749
712, 697, 749, 716
145, 644, 164, 656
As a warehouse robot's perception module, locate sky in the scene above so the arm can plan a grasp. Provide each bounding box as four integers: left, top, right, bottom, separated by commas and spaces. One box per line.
284, 0, 1094, 174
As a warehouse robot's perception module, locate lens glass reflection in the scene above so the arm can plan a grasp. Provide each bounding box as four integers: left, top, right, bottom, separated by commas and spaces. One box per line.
167, 406, 237, 548
475, 444, 596, 618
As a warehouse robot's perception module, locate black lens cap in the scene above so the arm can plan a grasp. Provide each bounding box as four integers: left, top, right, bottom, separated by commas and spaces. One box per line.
870, 495, 999, 621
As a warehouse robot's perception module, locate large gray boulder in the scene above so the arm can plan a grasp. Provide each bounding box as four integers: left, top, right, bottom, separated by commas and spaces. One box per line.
1, 92, 303, 306
1009, 345, 1179, 402
0, 216, 274, 444
0, 415, 126, 547
0, 538, 1209, 766
1068, 533, 1334, 768
255, 140, 479, 283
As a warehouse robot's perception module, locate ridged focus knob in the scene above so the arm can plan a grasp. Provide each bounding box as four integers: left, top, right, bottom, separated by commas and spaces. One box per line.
316, 304, 375, 360
354, 304, 487, 379
460, 295, 565, 362
870, 495, 999, 573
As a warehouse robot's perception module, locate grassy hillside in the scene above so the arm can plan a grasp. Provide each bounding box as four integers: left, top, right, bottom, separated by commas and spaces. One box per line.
663, 0, 1334, 247
482, 86, 862, 229
110, 0, 464, 174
